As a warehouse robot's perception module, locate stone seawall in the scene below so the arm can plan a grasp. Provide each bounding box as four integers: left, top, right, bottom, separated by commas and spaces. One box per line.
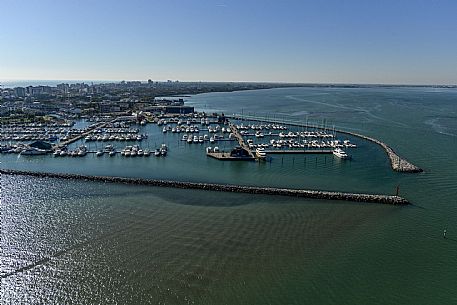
227, 115, 423, 173
339, 131, 423, 173
0, 169, 410, 205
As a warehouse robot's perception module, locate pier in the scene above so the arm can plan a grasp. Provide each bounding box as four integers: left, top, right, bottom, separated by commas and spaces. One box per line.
227, 115, 423, 173
228, 122, 256, 159
264, 149, 333, 154
0, 169, 410, 205
54, 121, 110, 149
206, 152, 255, 161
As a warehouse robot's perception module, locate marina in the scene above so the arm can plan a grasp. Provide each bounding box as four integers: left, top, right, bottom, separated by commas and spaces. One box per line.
1, 85, 454, 305
227, 114, 422, 172
0, 110, 415, 171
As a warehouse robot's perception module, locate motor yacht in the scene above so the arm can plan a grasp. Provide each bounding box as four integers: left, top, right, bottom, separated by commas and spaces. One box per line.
333, 148, 349, 159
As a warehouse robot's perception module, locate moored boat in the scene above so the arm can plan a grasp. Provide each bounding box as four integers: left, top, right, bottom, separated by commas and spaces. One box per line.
333, 148, 349, 159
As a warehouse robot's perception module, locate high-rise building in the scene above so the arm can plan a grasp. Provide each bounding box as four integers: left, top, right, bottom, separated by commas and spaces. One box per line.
14, 87, 26, 97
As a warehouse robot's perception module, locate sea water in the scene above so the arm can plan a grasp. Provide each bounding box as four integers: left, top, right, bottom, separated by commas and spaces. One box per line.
1, 86, 457, 304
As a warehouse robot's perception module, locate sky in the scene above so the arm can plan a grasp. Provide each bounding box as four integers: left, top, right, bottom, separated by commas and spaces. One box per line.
1, 0, 457, 84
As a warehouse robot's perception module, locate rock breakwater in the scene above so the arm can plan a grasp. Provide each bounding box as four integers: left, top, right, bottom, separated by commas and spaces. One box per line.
0, 169, 410, 205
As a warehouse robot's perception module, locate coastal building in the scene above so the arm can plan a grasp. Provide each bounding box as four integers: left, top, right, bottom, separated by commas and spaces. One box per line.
14, 87, 26, 98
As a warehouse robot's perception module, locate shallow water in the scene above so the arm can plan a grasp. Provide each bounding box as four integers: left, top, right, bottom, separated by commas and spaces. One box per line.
1, 87, 457, 304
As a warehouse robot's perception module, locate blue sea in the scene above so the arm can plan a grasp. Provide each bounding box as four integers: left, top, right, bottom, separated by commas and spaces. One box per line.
1, 86, 457, 304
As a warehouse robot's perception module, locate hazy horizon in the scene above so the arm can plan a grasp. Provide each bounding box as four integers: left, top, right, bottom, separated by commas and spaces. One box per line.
2, 0, 457, 85
1, 79, 457, 89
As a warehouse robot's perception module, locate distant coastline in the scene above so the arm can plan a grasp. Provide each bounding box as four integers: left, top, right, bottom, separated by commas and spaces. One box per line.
1, 80, 456, 90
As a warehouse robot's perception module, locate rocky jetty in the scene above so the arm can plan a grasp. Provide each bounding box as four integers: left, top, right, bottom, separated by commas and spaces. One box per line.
0, 169, 410, 205
345, 132, 423, 173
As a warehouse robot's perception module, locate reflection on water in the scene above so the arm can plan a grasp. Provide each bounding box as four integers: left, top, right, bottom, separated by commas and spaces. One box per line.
2, 87, 457, 304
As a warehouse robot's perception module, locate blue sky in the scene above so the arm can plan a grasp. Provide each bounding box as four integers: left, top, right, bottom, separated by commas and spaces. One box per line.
1, 0, 456, 84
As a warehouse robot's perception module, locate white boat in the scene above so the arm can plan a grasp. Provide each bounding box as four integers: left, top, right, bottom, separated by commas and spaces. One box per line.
20, 147, 47, 155
255, 147, 267, 159
333, 148, 349, 159
96, 150, 104, 157
78, 150, 87, 157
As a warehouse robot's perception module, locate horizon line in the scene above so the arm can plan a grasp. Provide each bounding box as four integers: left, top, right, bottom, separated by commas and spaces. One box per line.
0, 79, 456, 88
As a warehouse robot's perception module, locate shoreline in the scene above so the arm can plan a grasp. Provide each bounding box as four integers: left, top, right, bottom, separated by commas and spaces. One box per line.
0, 169, 410, 205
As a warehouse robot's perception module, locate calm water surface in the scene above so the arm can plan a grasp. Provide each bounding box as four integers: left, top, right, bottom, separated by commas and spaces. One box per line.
1, 87, 457, 304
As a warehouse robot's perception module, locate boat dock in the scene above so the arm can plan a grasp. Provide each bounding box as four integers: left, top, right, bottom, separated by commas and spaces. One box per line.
227, 115, 423, 173
263, 149, 333, 154
206, 152, 255, 161
54, 121, 111, 149
228, 122, 256, 159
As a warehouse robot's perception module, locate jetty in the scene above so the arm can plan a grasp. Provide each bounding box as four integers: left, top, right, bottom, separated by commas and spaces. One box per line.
0, 169, 410, 205
227, 115, 423, 173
